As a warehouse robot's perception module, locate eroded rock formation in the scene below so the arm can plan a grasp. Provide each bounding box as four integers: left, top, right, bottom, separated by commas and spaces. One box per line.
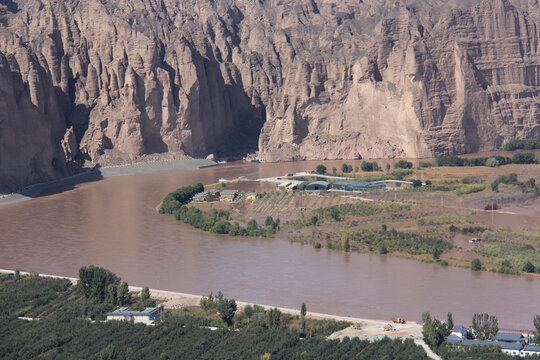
0, 0, 539, 190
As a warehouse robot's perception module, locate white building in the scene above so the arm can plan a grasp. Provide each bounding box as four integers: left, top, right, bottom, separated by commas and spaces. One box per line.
450, 325, 468, 339
521, 345, 540, 356
106, 307, 160, 325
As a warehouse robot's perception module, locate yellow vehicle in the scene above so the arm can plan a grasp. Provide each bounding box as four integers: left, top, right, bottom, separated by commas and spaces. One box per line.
392, 317, 406, 324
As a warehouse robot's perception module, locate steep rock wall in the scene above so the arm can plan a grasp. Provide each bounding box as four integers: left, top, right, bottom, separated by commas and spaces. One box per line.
0, 0, 539, 190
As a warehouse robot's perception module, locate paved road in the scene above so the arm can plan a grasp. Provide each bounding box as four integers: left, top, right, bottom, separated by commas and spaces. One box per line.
415, 340, 442, 360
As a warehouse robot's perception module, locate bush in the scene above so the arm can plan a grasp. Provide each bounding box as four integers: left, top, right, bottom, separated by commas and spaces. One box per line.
341, 163, 353, 173
503, 139, 540, 151
522, 261, 536, 273
412, 179, 422, 188
511, 152, 536, 164
394, 160, 413, 169
314, 242, 322, 249
471, 258, 482, 271
159, 183, 204, 214
418, 161, 435, 168
316, 165, 327, 175
486, 157, 500, 167
361, 161, 379, 172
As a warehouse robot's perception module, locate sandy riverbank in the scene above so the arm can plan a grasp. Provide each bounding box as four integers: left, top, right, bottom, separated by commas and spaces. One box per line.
0, 269, 423, 340
0, 159, 217, 206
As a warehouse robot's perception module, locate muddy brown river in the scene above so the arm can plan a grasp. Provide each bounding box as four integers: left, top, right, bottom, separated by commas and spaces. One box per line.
1, 160, 539, 330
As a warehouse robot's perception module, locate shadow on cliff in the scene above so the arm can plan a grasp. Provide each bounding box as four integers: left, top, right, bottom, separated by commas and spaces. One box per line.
0, 0, 19, 13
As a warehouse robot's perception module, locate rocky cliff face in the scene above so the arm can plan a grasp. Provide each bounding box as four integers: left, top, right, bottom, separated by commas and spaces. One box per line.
0, 0, 539, 190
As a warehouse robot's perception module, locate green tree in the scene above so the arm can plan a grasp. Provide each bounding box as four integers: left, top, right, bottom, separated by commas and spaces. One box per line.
78, 265, 120, 303
99, 344, 117, 360
412, 180, 422, 188
244, 305, 254, 320
472, 313, 498, 340
332, 167, 337, 175
14, 270, 20, 281
329, 208, 340, 221
394, 160, 413, 169
523, 261, 536, 273
266, 307, 281, 328
118, 281, 130, 305
316, 165, 327, 174
533, 315, 540, 344
211, 220, 231, 234
217, 296, 237, 326
471, 258, 482, 271
342, 234, 350, 252
141, 286, 150, 302
301, 302, 307, 334
422, 312, 445, 349
342, 163, 352, 173
386, 163, 391, 172
447, 313, 454, 334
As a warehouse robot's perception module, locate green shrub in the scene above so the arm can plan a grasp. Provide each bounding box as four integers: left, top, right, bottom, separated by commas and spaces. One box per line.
511, 152, 537, 164
394, 160, 413, 169
471, 258, 482, 271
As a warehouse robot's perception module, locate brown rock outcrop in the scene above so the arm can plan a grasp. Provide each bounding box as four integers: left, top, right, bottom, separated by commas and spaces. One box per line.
0, 0, 539, 190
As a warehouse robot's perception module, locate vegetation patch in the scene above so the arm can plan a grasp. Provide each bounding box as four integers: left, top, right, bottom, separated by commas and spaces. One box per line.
349, 228, 453, 257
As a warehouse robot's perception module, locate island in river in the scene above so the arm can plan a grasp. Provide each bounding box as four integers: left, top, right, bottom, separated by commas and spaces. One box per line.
159, 151, 540, 278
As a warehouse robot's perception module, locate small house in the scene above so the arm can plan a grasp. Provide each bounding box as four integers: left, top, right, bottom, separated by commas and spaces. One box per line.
206, 188, 220, 200
245, 192, 258, 200
305, 169, 315, 174
494, 332, 525, 344
498, 342, 523, 356
284, 172, 293, 177
106, 307, 160, 325
306, 181, 331, 191
220, 190, 239, 202
192, 191, 208, 202
522, 345, 540, 356
450, 325, 468, 339
332, 181, 386, 192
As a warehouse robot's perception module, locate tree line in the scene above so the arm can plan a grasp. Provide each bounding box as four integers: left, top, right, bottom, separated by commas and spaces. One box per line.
0, 272, 431, 359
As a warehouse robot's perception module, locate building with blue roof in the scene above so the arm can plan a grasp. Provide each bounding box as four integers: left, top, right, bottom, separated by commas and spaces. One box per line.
523, 345, 540, 356
332, 181, 386, 192
450, 325, 468, 338
444, 330, 540, 357
306, 181, 331, 191
494, 332, 525, 344
106, 307, 160, 325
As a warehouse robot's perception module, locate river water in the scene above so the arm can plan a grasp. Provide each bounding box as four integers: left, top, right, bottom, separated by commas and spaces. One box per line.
0, 160, 538, 330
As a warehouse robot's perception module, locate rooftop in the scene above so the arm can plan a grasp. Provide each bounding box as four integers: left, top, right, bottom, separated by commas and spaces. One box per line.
308, 181, 331, 186
106, 307, 160, 316
444, 335, 463, 344
524, 345, 540, 352
333, 181, 385, 188
452, 325, 468, 332
497, 341, 523, 350
461, 339, 498, 347
494, 332, 525, 342
220, 190, 239, 195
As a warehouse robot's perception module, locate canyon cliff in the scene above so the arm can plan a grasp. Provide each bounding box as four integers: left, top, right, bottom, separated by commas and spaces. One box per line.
0, 0, 539, 191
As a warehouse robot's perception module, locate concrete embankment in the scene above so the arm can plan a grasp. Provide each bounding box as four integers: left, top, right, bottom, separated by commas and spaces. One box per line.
0, 159, 217, 206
